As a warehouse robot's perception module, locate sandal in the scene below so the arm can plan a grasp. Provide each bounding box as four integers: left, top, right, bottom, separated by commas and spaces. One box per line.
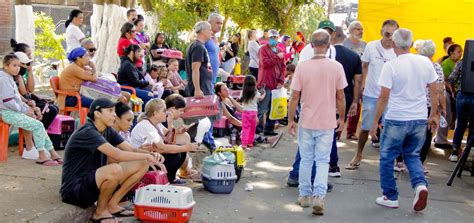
345, 162, 360, 170
36, 160, 59, 166
111, 208, 134, 217
52, 157, 64, 165
90, 216, 118, 223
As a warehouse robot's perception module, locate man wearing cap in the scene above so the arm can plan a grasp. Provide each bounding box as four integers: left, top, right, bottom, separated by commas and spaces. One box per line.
58, 47, 98, 111
61, 98, 164, 222
298, 20, 337, 63
257, 29, 286, 136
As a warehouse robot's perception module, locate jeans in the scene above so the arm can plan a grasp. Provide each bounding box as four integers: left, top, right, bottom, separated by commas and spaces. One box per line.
452, 92, 474, 149
380, 119, 428, 201
298, 126, 333, 198
203, 123, 216, 150
65, 95, 94, 108
257, 87, 276, 133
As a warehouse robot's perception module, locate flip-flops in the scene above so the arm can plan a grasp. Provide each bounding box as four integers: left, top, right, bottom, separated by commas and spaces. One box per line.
52, 158, 64, 165
90, 216, 119, 223
111, 208, 134, 217
345, 162, 360, 170
36, 160, 59, 166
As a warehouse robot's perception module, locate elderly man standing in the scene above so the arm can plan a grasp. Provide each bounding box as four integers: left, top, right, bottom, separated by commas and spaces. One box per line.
346, 19, 398, 169
344, 21, 366, 140
371, 28, 439, 211
185, 21, 213, 98
257, 29, 286, 136
288, 29, 347, 215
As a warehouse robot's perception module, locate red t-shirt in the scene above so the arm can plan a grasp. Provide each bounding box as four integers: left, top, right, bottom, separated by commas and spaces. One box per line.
117, 37, 143, 68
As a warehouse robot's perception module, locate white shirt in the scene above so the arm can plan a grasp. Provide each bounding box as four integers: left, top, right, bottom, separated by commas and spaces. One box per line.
298, 44, 336, 63
361, 40, 397, 98
65, 24, 85, 53
378, 54, 438, 121
241, 91, 261, 111
130, 120, 164, 148
248, 40, 261, 68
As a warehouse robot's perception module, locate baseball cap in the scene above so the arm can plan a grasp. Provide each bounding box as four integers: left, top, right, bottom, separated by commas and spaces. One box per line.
88, 98, 117, 119
318, 20, 336, 32
14, 52, 32, 64
268, 29, 279, 37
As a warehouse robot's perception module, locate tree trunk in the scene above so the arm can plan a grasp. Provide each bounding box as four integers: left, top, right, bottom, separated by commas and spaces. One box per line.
219, 14, 229, 43
14, 1, 35, 50
93, 0, 127, 73
327, 0, 334, 15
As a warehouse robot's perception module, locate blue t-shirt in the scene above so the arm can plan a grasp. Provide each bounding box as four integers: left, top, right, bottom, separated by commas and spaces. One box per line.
205, 37, 220, 84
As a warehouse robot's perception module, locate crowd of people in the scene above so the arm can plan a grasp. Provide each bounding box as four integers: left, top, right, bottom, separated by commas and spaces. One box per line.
0, 6, 472, 222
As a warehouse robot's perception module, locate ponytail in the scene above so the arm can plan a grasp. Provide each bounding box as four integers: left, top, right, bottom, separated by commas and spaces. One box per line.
10, 39, 30, 53
65, 9, 83, 28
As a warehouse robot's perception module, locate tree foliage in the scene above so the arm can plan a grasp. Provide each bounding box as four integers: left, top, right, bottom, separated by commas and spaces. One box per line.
33, 12, 65, 62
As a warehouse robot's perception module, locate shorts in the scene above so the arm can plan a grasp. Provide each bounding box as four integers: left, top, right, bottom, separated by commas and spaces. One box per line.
361, 95, 385, 131
62, 170, 100, 209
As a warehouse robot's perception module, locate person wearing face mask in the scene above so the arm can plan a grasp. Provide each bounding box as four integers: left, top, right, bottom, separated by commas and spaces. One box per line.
256, 29, 285, 136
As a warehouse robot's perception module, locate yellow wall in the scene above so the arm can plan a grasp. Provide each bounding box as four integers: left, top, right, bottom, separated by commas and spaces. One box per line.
359, 0, 474, 60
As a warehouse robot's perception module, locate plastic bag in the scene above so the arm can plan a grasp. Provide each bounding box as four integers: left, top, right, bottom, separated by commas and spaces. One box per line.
269, 88, 288, 120
203, 152, 236, 165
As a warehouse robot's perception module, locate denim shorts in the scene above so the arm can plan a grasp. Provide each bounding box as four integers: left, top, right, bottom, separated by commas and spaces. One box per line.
361, 95, 384, 131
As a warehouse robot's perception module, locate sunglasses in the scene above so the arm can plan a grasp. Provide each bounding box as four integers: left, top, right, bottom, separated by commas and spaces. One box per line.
383, 32, 393, 38
129, 30, 136, 33
22, 62, 31, 66
88, 48, 97, 52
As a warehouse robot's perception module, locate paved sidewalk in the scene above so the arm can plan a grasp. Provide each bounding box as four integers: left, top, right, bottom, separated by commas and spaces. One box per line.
0, 128, 473, 222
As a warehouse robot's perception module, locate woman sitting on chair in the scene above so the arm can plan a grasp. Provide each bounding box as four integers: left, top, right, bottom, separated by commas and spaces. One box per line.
58, 47, 97, 111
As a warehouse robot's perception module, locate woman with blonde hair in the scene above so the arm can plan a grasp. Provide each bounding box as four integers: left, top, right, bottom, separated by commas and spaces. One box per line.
130, 98, 198, 184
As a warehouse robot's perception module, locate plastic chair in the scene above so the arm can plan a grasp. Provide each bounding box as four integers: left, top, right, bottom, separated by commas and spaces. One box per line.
50, 76, 88, 125
111, 73, 141, 112
0, 120, 24, 162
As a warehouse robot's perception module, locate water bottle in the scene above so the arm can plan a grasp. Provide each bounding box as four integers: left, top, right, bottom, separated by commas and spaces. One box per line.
230, 129, 237, 145
440, 115, 448, 128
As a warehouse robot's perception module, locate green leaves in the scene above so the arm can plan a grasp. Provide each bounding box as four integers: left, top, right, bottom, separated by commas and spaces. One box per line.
33, 12, 65, 62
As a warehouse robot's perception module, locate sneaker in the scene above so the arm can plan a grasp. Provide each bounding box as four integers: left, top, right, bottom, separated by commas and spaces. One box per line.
287, 176, 299, 187
375, 196, 399, 208
312, 196, 325, 215
297, 196, 311, 208
22, 147, 39, 160
371, 142, 380, 148
171, 179, 187, 185
394, 162, 406, 172
449, 152, 458, 162
328, 166, 341, 177
327, 183, 333, 193
413, 185, 428, 212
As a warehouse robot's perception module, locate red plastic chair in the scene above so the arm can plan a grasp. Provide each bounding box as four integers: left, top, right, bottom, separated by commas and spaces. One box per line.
111, 73, 140, 112
0, 120, 24, 162
50, 76, 88, 125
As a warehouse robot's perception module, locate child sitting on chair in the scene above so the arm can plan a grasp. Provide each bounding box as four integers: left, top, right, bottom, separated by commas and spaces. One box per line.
0, 54, 63, 166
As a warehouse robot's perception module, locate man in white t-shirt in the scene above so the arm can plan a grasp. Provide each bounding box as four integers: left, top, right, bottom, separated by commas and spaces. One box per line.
369, 28, 439, 212
346, 19, 398, 169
